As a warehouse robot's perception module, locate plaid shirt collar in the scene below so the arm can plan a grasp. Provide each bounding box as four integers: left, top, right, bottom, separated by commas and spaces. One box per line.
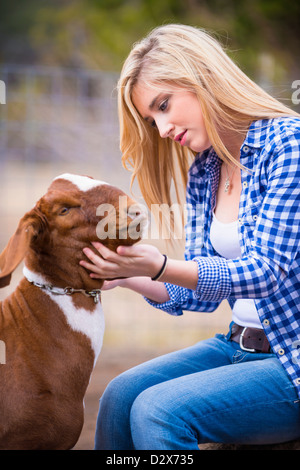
197, 119, 274, 172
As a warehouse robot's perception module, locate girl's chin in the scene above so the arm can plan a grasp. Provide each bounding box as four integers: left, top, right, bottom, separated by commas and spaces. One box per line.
190, 141, 212, 153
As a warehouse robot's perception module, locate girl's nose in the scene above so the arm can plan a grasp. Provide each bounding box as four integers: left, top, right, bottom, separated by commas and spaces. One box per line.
157, 119, 174, 139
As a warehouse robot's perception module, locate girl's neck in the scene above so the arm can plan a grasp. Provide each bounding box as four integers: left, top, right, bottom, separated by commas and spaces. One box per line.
218, 121, 250, 163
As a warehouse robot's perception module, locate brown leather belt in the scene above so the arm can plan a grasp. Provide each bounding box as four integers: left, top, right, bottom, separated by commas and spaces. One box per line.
230, 323, 271, 353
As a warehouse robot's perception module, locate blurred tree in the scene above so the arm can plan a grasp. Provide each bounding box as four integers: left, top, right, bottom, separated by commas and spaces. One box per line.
0, 0, 299, 83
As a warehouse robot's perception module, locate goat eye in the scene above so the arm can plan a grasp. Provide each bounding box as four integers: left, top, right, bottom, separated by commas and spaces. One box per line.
59, 207, 70, 216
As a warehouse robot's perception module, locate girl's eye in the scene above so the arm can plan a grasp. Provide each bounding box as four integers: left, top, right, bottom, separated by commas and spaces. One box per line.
159, 99, 168, 112
148, 98, 169, 128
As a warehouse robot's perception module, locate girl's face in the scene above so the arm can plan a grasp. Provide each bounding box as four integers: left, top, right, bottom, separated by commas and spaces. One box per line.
132, 82, 211, 153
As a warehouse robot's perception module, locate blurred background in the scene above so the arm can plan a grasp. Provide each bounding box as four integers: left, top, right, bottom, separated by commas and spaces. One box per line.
0, 0, 299, 448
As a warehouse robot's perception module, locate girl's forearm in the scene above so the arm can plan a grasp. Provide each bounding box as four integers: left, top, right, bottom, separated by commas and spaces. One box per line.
119, 276, 171, 303
159, 258, 198, 290
119, 259, 198, 304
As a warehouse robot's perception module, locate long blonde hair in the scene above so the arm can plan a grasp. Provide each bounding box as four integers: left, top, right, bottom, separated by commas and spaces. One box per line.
118, 24, 299, 236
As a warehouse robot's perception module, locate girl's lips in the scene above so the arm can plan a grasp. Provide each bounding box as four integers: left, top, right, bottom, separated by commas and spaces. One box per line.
180, 130, 187, 146
175, 130, 187, 146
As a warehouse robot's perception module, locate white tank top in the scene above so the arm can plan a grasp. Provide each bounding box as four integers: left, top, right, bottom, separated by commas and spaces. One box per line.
210, 212, 262, 329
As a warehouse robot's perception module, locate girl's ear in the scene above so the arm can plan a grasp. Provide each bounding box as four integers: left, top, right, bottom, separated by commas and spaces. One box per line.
0, 208, 46, 288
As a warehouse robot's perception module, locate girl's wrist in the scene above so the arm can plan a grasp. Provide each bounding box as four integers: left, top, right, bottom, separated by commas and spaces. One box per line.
158, 258, 199, 290
117, 278, 131, 288
151, 254, 168, 281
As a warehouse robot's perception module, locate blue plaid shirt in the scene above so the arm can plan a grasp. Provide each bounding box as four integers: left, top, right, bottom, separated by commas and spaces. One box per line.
146, 117, 300, 397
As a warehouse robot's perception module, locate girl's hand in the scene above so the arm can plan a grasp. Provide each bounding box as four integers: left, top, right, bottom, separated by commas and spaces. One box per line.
100, 279, 125, 291
101, 276, 171, 303
80, 242, 165, 280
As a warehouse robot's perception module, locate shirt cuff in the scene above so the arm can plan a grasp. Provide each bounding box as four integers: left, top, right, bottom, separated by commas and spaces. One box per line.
144, 283, 188, 316
193, 256, 232, 302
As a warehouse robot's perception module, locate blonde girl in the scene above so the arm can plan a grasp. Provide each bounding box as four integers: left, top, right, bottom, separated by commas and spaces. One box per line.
81, 24, 300, 450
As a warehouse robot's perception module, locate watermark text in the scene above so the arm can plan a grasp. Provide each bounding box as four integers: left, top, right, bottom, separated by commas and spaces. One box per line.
292, 80, 300, 105
95, 198, 204, 241
0, 80, 6, 104
0, 340, 6, 364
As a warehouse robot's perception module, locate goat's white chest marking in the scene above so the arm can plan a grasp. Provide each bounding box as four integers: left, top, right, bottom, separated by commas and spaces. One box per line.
23, 267, 104, 364
48, 294, 104, 364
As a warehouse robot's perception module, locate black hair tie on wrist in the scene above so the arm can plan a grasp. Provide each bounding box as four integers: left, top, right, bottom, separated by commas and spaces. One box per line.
151, 254, 168, 281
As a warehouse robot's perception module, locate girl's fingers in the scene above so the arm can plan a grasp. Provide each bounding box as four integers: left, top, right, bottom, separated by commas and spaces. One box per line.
91, 242, 120, 262
81, 243, 161, 279
80, 259, 103, 273
83, 246, 114, 264
116, 244, 139, 256
81, 246, 125, 278
100, 279, 122, 290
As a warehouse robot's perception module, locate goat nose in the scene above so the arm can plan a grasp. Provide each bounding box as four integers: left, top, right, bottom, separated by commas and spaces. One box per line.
132, 212, 141, 221
127, 204, 147, 221
128, 210, 140, 220
127, 204, 148, 239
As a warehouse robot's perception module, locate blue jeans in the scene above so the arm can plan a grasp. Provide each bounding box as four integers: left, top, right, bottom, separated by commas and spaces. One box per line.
94, 331, 300, 450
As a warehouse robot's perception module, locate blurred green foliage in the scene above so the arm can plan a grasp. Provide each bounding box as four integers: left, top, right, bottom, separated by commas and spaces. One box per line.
0, 0, 299, 81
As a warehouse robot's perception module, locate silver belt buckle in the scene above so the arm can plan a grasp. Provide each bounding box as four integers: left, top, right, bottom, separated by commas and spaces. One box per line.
239, 327, 256, 352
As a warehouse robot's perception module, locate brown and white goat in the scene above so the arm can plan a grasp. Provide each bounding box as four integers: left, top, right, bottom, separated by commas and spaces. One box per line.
0, 173, 145, 450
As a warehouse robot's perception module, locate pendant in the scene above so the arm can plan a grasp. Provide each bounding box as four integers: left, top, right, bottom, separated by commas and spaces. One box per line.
224, 177, 230, 193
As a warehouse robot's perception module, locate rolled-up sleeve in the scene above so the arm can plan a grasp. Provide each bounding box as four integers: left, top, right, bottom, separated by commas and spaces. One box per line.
144, 282, 221, 315
193, 256, 232, 301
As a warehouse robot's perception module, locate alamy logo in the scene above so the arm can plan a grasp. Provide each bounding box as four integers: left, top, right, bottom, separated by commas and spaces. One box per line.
0, 80, 6, 104
95, 199, 204, 241
291, 80, 300, 105
0, 340, 5, 364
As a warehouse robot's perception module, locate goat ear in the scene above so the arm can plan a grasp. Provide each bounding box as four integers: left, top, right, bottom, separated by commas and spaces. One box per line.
0, 209, 45, 288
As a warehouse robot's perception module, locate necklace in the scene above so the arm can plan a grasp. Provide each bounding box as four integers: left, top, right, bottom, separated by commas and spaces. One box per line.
224, 164, 237, 193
